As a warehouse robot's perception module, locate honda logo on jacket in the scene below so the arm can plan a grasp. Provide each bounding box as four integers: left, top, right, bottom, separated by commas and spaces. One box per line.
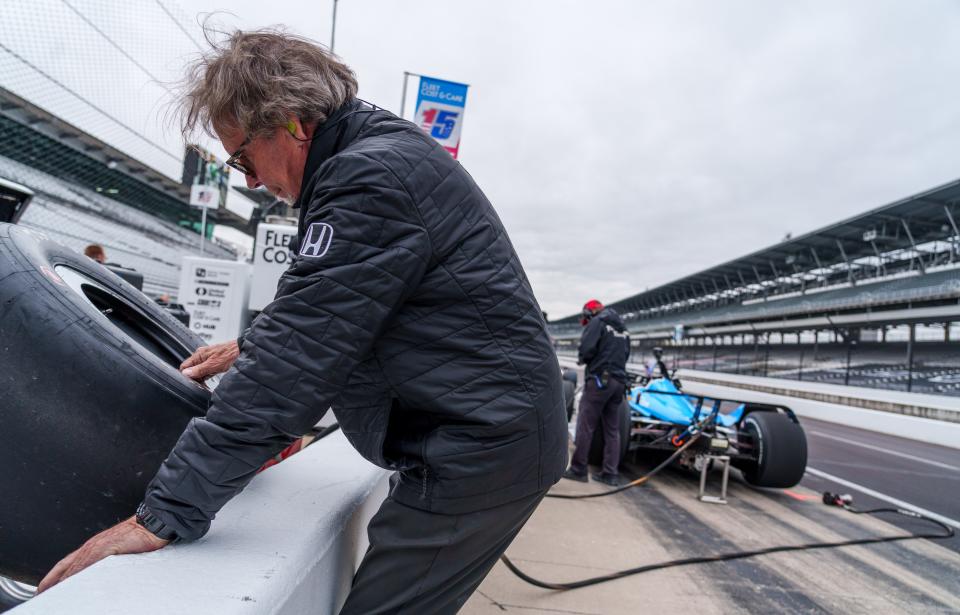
299, 222, 334, 258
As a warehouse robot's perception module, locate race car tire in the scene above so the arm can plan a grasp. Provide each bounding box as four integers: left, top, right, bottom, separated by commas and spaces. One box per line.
0, 576, 34, 609
562, 380, 576, 421
0, 224, 210, 584
736, 410, 807, 488
587, 399, 631, 468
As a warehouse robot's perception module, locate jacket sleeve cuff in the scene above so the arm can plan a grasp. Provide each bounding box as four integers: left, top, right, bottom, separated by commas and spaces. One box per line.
141, 494, 212, 543
237, 326, 250, 352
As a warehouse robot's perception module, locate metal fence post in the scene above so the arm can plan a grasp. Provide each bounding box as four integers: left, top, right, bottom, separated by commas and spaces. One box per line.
763, 334, 771, 377
752, 334, 760, 376
813, 332, 819, 378
906, 323, 915, 392
798, 344, 804, 381
844, 332, 853, 386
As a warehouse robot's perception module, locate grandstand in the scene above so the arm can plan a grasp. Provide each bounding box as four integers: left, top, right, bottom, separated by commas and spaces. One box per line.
550, 179, 960, 396
0, 1, 261, 301
1, 153, 233, 300
0, 84, 237, 300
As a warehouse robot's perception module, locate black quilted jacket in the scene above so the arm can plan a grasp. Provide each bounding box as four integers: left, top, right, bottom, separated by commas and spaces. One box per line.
144, 100, 568, 540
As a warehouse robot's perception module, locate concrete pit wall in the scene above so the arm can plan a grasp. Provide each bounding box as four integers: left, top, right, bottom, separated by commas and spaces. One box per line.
16, 430, 389, 615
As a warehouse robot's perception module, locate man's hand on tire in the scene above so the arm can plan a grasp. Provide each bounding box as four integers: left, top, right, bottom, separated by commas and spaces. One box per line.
36, 517, 168, 593
180, 340, 240, 381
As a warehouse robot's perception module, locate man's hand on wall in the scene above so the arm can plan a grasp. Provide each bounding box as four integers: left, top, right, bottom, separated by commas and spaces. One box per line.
37, 516, 168, 593
180, 340, 240, 381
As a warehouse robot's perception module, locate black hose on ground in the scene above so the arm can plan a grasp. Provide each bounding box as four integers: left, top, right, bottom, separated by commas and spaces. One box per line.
502, 482, 955, 590
546, 435, 702, 500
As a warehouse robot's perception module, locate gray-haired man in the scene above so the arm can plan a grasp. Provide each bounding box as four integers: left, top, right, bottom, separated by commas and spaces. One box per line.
38, 28, 567, 613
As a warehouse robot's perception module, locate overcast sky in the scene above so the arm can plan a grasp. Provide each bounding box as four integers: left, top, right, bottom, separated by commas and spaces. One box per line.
182, 0, 960, 318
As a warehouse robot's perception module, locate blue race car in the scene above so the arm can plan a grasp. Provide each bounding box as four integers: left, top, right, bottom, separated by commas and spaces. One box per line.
566, 347, 808, 488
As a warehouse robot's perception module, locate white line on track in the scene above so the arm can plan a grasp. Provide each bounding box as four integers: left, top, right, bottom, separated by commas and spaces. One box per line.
808, 430, 960, 472
805, 467, 960, 530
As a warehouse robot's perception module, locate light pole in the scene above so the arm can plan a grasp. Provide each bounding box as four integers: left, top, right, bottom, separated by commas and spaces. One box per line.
330, 0, 339, 53
400, 71, 412, 119
400, 71, 429, 119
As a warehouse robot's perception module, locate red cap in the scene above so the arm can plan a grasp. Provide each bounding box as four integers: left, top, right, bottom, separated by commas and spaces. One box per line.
583, 299, 603, 313
580, 299, 604, 325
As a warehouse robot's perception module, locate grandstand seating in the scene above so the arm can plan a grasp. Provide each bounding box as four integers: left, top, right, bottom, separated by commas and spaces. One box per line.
550, 177, 960, 340
1, 154, 235, 300
621, 267, 960, 334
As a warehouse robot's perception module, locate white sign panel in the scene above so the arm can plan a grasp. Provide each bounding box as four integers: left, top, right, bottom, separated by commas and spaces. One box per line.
179, 257, 251, 344
249, 223, 298, 311
190, 184, 219, 209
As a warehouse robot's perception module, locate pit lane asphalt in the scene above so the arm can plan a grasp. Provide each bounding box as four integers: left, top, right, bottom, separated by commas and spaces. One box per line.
673, 373, 960, 554
613, 454, 960, 613
468, 411, 960, 614
799, 416, 960, 553
468, 359, 960, 612
560, 358, 960, 547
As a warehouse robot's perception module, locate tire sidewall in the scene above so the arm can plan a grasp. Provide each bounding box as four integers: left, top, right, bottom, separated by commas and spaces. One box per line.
0, 224, 211, 582
740, 411, 807, 488
4, 224, 208, 406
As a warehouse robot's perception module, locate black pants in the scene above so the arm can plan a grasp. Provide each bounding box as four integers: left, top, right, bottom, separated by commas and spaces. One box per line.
569, 376, 625, 476
339, 486, 548, 614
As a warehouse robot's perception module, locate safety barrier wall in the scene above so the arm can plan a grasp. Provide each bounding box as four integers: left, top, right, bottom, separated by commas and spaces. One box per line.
676, 370, 960, 449
16, 431, 390, 614
556, 345, 960, 398
558, 351, 960, 422
677, 369, 960, 424
679, 375, 960, 450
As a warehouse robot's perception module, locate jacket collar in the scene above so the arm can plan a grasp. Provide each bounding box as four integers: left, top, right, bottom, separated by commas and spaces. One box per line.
293, 98, 371, 209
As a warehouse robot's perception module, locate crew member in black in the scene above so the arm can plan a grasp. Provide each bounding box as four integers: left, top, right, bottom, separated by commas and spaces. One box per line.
563, 299, 631, 486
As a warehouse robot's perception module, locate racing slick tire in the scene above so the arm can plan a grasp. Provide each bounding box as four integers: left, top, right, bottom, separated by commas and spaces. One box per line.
736, 410, 807, 488
587, 399, 631, 468
562, 380, 576, 421
0, 575, 34, 609
0, 224, 210, 585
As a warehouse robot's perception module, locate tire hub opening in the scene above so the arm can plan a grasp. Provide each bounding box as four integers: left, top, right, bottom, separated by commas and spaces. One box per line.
54, 266, 192, 369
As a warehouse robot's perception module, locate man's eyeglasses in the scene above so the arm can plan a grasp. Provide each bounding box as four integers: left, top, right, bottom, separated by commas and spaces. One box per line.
225, 135, 254, 176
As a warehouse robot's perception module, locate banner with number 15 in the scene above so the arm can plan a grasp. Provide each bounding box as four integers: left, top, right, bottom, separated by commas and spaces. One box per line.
414, 75, 469, 159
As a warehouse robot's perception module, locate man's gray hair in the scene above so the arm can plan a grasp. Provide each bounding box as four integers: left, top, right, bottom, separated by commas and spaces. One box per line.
176, 27, 358, 140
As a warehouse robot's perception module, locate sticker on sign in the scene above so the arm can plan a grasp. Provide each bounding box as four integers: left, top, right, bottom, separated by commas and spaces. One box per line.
190, 184, 219, 209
